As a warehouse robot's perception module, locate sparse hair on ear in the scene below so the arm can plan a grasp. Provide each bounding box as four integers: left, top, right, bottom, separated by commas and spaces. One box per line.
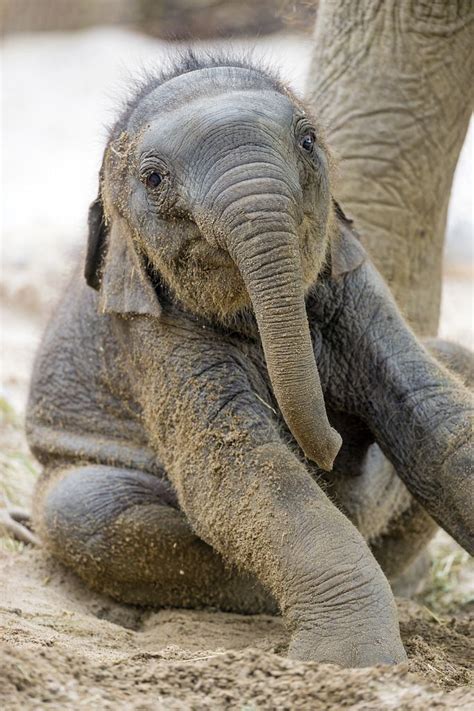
84, 192, 108, 291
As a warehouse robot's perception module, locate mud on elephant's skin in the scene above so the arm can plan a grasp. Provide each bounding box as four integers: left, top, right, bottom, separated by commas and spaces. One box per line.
26, 54, 473, 668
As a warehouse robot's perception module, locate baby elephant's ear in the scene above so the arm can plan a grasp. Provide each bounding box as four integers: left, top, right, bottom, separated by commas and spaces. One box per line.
330, 198, 367, 278
85, 195, 108, 290
84, 194, 161, 318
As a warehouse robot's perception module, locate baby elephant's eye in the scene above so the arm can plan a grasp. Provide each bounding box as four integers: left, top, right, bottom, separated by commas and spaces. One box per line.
146, 172, 162, 188
300, 133, 315, 152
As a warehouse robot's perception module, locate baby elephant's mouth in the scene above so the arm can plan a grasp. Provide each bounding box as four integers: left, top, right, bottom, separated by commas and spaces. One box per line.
189, 240, 235, 270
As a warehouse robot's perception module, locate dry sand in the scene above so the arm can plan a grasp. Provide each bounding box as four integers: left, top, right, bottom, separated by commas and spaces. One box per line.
1, 548, 473, 710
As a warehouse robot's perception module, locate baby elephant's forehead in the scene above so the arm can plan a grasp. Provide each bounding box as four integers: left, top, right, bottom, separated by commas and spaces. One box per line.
137, 89, 296, 159
129, 66, 290, 123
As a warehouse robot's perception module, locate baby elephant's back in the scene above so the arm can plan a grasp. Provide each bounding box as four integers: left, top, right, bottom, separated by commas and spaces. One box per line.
25, 263, 153, 472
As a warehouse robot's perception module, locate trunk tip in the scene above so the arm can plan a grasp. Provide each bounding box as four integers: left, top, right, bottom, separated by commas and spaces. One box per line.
304, 427, 342, 472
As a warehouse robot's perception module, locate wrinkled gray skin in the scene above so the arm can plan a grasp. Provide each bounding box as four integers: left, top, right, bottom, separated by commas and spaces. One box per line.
308, 0, 473, 336
26, 59, 474, 669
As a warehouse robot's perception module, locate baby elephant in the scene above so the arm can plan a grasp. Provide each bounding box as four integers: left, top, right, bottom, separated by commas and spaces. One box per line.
26, 54, 473, 668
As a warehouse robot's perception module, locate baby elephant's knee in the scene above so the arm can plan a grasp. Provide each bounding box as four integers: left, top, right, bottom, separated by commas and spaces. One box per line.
43, 467, 124, 542
40, 467, 119, 569
39, 465, 177, 573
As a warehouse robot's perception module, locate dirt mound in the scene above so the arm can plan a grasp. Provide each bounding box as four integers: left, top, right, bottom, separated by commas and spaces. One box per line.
2, 644, 471, 711
1, 549, 472, 710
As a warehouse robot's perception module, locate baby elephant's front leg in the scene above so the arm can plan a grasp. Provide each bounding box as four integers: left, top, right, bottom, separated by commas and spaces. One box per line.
177, 437, 405, 667
140, 336, 406, 667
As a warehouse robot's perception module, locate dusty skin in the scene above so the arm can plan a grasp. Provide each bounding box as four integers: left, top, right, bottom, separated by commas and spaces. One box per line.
0, 278, 473, 709
2, 48, 473, 711
1, 276, 473, 704
1, 273, 473, 708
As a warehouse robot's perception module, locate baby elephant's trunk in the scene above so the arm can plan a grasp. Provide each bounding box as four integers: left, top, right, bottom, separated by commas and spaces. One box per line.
229, 221, 340, 470
211, 174, 341, 470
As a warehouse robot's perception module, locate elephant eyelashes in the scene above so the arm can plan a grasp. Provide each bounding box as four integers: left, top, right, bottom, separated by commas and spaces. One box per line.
146, 172, 163, 189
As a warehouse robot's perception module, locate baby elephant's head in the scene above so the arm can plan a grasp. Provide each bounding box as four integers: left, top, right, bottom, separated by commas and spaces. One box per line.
86, 55, 358, 470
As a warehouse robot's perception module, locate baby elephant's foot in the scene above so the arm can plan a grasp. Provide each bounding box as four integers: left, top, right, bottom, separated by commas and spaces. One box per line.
284, 544, 407, 667
0, 506, 40, 546
288, 625, 406, 668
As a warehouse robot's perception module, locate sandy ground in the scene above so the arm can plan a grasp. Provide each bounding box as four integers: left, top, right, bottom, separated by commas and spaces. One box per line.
1, 28, 473, 709
1, 547, 473, 710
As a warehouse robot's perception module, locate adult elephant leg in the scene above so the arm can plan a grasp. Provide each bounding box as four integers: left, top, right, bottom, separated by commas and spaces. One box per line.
306, 0, 473, 335
34, 465, 273, 613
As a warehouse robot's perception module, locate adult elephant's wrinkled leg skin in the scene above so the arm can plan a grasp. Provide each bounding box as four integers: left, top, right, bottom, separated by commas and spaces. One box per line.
34, 465, 274, 613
